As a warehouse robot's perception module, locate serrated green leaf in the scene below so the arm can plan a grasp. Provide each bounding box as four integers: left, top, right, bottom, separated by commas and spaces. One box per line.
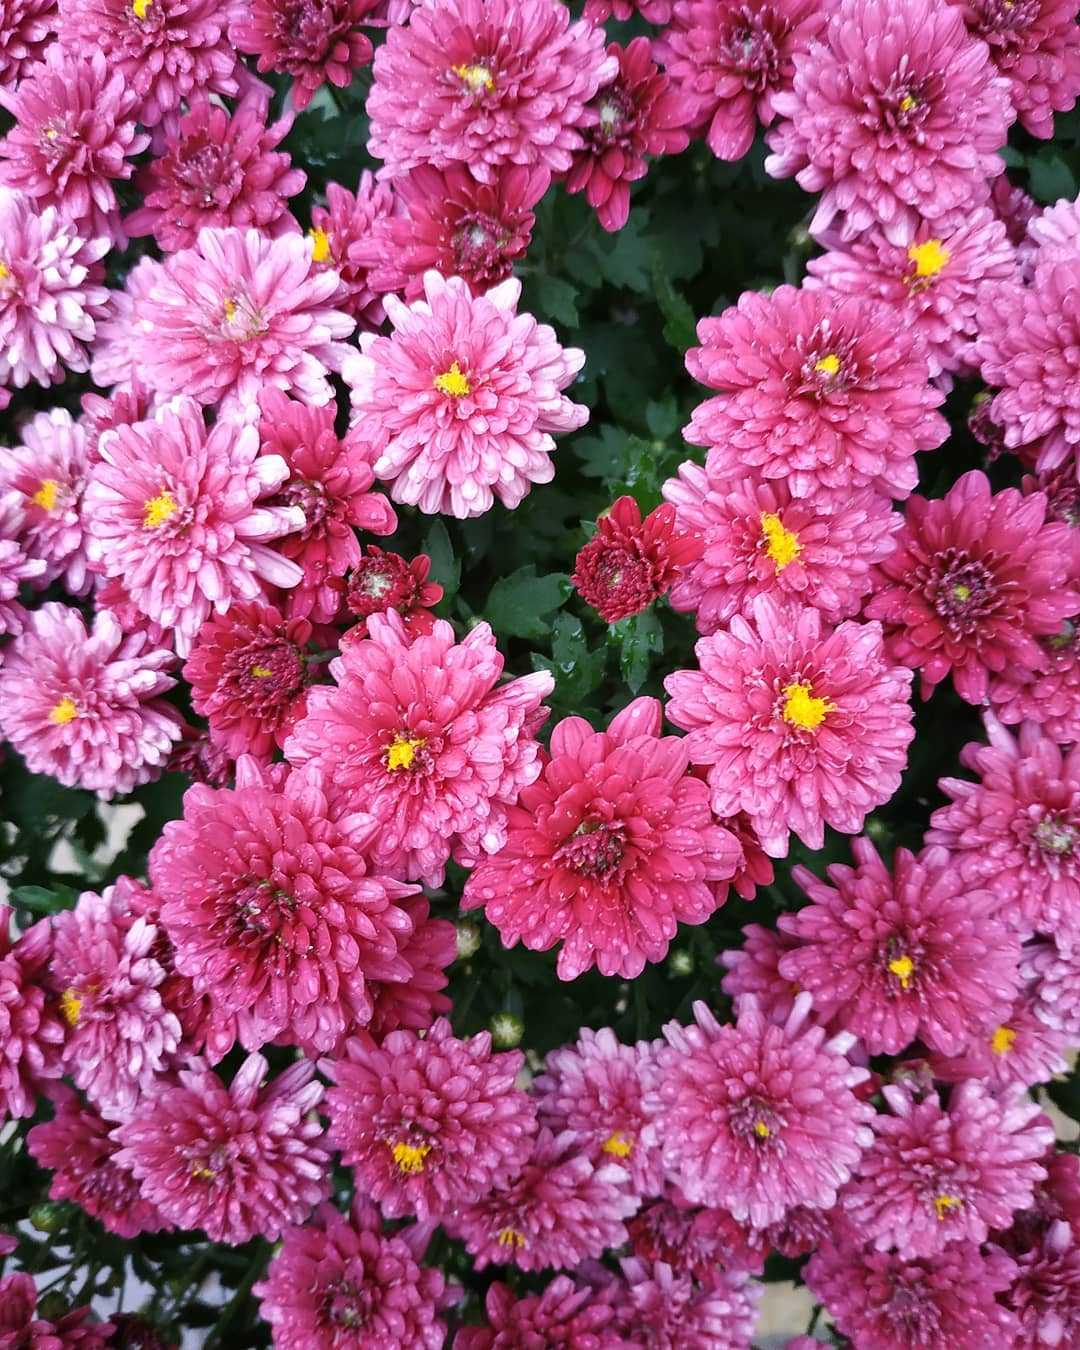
530, 274, 579, 327
423, 519, 461, 601
588, 210, 652, 292
610, 610, 664, 693
652, 259, 698, 353
485, 565, 570, 641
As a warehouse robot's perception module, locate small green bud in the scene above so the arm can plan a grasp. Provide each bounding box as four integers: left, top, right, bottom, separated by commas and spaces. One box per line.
29, 1202, 68, 1234
455, 921, 482, 960
489, 1011, 524, 1048
668, 948, 694, 977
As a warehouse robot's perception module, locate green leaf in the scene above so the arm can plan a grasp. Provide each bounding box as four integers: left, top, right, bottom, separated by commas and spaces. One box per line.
485, 565, 570, 641
530, 274, 579, 328
588, 210, 652, 292
610, 610, 664, 693
532, 613, 606, 706
12, 885, 77, 915
651, 258, 698, 353
423, 519, 461, 602
1029, 152, 1076, 204
645, 395, 681, 441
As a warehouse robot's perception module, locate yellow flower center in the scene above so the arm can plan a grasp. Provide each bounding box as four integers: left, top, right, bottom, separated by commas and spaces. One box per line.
385, 733, 427, 772
0, 261, 9, 282
48, 697, 78, 726
908, 239, 951, 280
761, 512, 802, 570
781, 681, 834, 732
934, 1193, 962, 1220
496, 1227, 527, 1249
888, 954, 915, 989
223, 297, 238, 322
899, 93, 917, 113
60, 987, 82, 1025
753, 1120, 771, 1139
452, 63, 495, 93
143, 490, 178, 529
814, 353, 841, 377
602, 1131, 634, 1158
391, 1141, 431, 1174
191, 1165, 215, 1181
953, 583, 972, 603
32, 479, 60, 511
434, 361, 471, 398
132, 0, 151, 16
250, 665, 274, 678
309, 226, 332, 264
991, 1025, 1017, 1055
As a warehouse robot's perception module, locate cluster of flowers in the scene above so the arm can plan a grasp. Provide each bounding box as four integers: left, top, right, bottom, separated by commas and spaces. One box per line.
3, 0, 1080, 1344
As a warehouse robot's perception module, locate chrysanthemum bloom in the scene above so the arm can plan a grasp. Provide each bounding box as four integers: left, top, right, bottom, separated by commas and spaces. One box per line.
0, 47, 148, 245
659, 0, 826, 161
1001, 1219, 1080, 1347
1025, 462, 1080, 529
990, 619, 1080, 747
959, 0, 1080, 138
0, 0, 55, 90
255, 1198, 455, 1350
713, 809, 775, 904
150, 761, 418, 1054
778, 838, 1022, 1056
166, 726, 234, 790
367, 0, 616, 183
366, 894, 455, 1039
87, 255, 159, 393
1026, 196, 1080, 276
572, 496, 703, 623
257, 390, 397, 623
842, 1081, 1052, 1259
0, 408, 90, 594
456, 1276, 623, 1350
804, 1236, 1019, 1349
720, 923, 802, 1025
27, 1086, 169, 1237
683, 286, 947, 500
82, 400, 304, 657
610, 1257, 763, 1349
0, 604, 182, 798
0, 906, 62, 1122
865, 471, 1080, 704
0, 494, 45, 640
535, 1026, 663, 1197
765, 0, 1015, 243
664, 459, 900, 633
125, 97, 305, 255
231, 0, 378, 112
113, 1053, 330, 1244
628, 1188, 768, 1278
364, 163, 547, 303
665, 595, 915, 856
341, 546, 443, 640
805, 208, 1017, 380
344, 271, 587, 518
324, 1019, 536, 1221
0, 1275, 114, 1350
584, 0, 671, 20
930, 987, 1068, 1093
645, 995, 874, 1228
444, 1127, 638, 1272
286, 610, 553, 886
309, 175, 399, 328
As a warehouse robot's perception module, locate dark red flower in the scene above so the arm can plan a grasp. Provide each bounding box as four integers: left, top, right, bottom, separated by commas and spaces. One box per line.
230, 0, 379, 111
572, 495, 703, 623
165, 726, 234, 788
341, 546, 443, 639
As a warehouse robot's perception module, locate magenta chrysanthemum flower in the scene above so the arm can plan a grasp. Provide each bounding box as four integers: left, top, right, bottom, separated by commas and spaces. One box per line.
344, 271, 587, 518
804, 1236, 1019, 1350
113, 1053, 330, 1245
659, 0, 826, 161
82, 400, 305, 657
610, 1257, 763, 1349
56, 0, 240, 128
0, 907, 62, 1122
1025, 936, 1080, 1038
125, 96, 305, 254
865, 470, 1080, 704
444, 1127, 638, 1272
132, 228, 354, 411
150, 761, 417, 1054
309, 175, 399, 328
627, 1188, 767, 1278
0, 408, 90, 594
584, 0, 671, 19
720, 922, 801, 1025
1026, 195, 1080, 274
0, 603, 182, 798
255, 1198, 455, 1350
665, 595, 914, 856
342, 546, 443, 639
765, 0, 1015, 243
1001, 1219, 1080, 1348
990, 618, 1080, 747
27, 1086, 168, 1237
960, 0, 1080, 138
841, 1081, 1052, 1259
571, 495, 704, 623
535, 1026, 663, 1197
0, 494, 45, 640
930, 986, 1069, 1093
805, 207, 1017, 379
366, 894, 455, 1039
664, 459, 900, 633
0, 0, 56, 90
324, 1019, 537, 1221
456, 1276, 622, 1350
0, 47, 148, 245
778, 838, 1022, 1056
367, 0, 616, 183
683, 285, 947, 500
286, 610, 553, 886
644, 996, 874, 1229
231, 0, 378, 112
462, 696, 741, 980
0, 1275, 113, 1350
256, 389, 397, 623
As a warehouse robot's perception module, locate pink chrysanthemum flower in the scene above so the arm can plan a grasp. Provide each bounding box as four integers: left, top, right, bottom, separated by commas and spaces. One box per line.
0, 47, 148, 246
0, 1275, 113, 1350
645, 995, 874, 1229
366, 894, 455, 1039
0, 494, 45, 640
715, 809, 774, 903
82, 399, 305, 657
683, 285, 947, 500
663, 459, 900, 633
805, 208, 1017, 380
0, 408, 90, 594
285, 610, 553, 887
133, 228, 355, 411
231, 0, 377, 112
444, 1127, 638, 1272
0, 0, 56, 90
341, 546, 443, 639
990, 618, 1080, 747
255, 1198, 455, 1350
166, 725, 234, 790
842, 1081, 1052, 1259
367, 0, 616, 184
0, 189, 111, 391
1001, 1219, 1080, 1348
930, 986, 1069, 1093
659, 0, 826, 161
87, 256, 160, 393
125, 96, 305, 254
27, 1086, 168, 1237
865, 470, 1080, 703
324, 1019, 537, 1221
778, 838, 1022, 1056
960, 0, 1080, 138
150, 760, 418, 1054
535, 1026, 663, 1197
1027, 196, 1080, 275
0, 603, 182, 798
1025, 935, 1080, 1038
183, 602, 312, 760
364, 163, 547, 302
571, 496, 704, 623
665, 595, 915, 856
456, 1276, 622, 1350
256, 389, 397, 623
628, 1188, 767, 1278
720, 922, 801, 1025
309, 175, 399, 328
1, 907, 62, 1122
56, 0, 239, 129
344, 271, 587, 518
804, 1236, 1019, 1350
765, 0, 1015, 243
611, 1257, 763, 1349
462, 696, 741, 980
113, 1053, 330, 1245
585, 0, 671, 20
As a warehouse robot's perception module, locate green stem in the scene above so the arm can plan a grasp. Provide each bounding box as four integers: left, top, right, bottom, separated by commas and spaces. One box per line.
204, 1247, 267, 1348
